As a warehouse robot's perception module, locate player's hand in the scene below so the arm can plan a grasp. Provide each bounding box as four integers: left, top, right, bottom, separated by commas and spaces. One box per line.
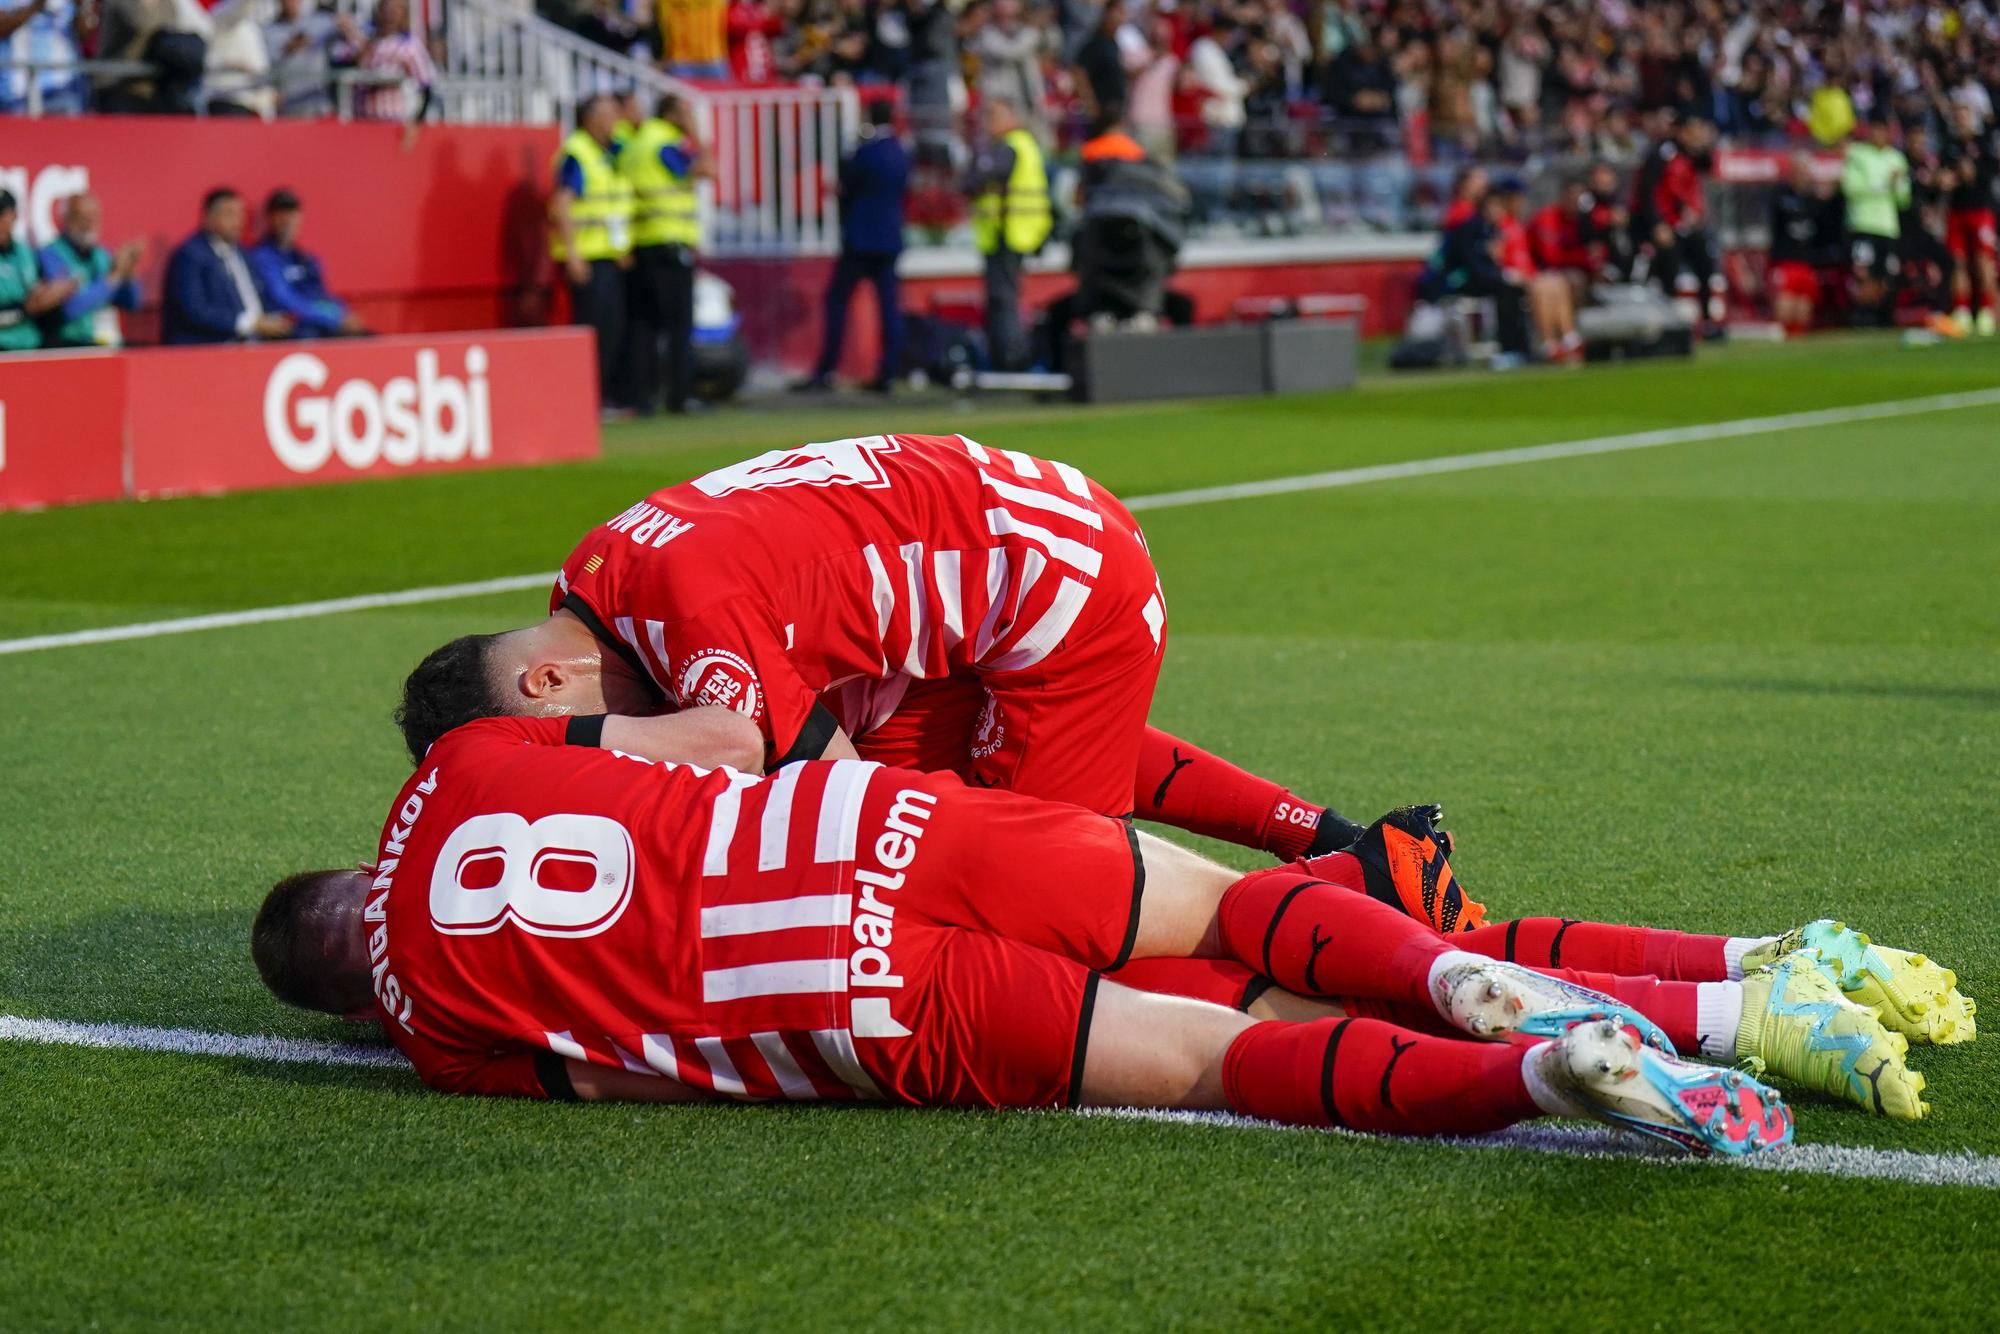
565, 255, 590, 284
254, 313, 297, 338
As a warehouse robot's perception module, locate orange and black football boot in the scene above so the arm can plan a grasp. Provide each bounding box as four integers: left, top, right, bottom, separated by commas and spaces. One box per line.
1349, 803, 1488, 934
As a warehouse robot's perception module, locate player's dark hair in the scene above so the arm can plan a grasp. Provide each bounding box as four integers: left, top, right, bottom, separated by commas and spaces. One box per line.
394, 632, 509, 763
201, 187, 239, 215
252, 869, 360, 1013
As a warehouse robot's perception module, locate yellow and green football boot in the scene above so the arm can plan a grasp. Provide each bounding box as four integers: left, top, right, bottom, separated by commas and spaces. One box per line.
1738, 949, 1928, 1121
1743, 921, 1975, 1045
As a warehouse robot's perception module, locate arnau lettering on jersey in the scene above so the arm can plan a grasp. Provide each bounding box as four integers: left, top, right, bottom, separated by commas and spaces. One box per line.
847, 786, 939, 1035
602, 500, 694, 548
367, 767, 439, 1033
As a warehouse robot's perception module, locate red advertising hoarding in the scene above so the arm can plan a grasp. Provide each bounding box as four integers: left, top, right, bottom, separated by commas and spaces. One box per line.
125, 328, 599, 498
0, 351, 128, 509
0, 329, 598, 510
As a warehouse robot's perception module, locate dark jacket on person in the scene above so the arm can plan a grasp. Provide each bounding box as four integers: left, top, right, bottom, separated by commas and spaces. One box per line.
838, 130, 910, 256
247, 239, 350, 336
161, 230, 271, 344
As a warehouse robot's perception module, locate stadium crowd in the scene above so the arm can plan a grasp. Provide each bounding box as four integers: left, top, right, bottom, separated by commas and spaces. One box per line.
0, 0, 433, 117
528, 0, 2000, 162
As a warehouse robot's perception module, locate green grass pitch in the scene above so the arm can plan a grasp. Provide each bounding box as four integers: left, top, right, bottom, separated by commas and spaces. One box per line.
3, 336, 1997, 1329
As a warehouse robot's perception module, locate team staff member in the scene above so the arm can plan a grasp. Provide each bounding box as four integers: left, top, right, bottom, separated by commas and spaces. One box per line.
619, 93, 711, 416
797, 97, 910, 394
36, 191, 143, 348
161, 187, 298, 346
248, 189, 367, 338
1943, 102, 1999, 336
0, 188, 74, 352
965, 95, 1051, 371
552, 93, 635, 418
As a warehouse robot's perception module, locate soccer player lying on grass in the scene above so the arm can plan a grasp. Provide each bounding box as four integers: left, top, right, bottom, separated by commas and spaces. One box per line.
254, 713, 1961, 1151
391, 433, 1479, 933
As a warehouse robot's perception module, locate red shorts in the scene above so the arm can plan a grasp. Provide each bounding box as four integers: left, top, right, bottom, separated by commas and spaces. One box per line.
1947, 208, 1998, 264
1770, 260, 1824, 301
838, 770, 1144, 1108
851, 484, 1165, 819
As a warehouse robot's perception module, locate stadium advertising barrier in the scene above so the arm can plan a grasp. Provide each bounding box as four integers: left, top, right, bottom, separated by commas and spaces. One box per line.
2, 118, 561, 338
0, 329, 599, 511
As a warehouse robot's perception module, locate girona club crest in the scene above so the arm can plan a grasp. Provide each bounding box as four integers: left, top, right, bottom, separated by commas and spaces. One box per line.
677, 648, 764, 720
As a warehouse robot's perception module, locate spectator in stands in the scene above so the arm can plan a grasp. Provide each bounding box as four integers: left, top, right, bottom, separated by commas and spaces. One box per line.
967, 0, 1051, 144
1072, 0, 1126, 122
620, 92, 711, 414
661, 0, 730, 78
551, 93, 635, 418
1184, 12, 1248, 156
725, 0, 782, 81
202, 0, 274, 117
900, 0, 962, 160
1901, 124, 1962, 335
1124, 11, 1179, 163
37, 193, 144, 349
1321, 33, 1398, 150
1843, 113, 1910, 327
0, 189, 73, 353
343, 0, 436, 124
248, 190, 367, 338
0, 0, 86, 114
162, 188, 297, 345
1766, 153, 1845, 338
1632, 113, 1726, 336
93, 0, 203, 114
966, 94, 1051, 370
265, 0, 347, 117
797, 97, 909, 392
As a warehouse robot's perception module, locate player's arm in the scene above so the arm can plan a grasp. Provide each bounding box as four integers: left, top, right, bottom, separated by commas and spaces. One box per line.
595, 709, 767, 774
562, 1059, 716, 1103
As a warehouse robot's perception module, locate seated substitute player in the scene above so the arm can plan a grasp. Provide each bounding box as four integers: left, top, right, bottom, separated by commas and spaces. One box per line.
254, 711, 1964, 1142
393, 432, 1485, 935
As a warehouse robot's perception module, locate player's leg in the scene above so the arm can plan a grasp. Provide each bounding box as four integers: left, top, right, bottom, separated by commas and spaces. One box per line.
1131, 726, 1366, 860
1077, 979, 1794, 1154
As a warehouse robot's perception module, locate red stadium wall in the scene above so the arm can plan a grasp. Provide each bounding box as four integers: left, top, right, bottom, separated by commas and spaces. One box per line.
2, 117, 560, 338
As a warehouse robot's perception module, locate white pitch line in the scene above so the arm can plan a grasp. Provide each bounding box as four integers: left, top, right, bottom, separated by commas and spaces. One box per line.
1120, 385, 2000, 513
0, 1014, 405, 1069
1079, 1108, 2000, 1190
5, 385, 2000, 660
7, 1014, 1993, 1188
0, 572, 556, 657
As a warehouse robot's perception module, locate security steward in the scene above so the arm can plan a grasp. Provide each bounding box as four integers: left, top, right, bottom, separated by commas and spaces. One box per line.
551, 92, 635, 416
965, 95, 1052, 371
620, 92, 712, 415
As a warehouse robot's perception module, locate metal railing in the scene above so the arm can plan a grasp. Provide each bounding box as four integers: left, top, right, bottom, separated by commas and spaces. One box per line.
439, 0, 688, 126
705, 84, 860, 256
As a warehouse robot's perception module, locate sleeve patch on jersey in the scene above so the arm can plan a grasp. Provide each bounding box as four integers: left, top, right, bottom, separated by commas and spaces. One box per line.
676, 648, 765, 720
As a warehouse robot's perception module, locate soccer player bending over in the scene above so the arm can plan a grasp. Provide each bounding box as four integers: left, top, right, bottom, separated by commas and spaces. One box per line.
254, 713, 1969, 1152
392, 433, 1486, 943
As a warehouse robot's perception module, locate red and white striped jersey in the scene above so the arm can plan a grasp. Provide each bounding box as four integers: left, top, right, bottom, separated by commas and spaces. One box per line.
550, 433, 1144, 756
369, 715, 939, 1100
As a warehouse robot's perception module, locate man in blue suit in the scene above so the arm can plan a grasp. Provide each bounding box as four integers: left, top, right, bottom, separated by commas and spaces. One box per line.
161, 188, 297, 345
248, 189, 367, 338
795, 98, 909, 393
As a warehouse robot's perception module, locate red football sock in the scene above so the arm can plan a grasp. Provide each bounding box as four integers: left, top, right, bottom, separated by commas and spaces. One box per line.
1133, 726, 1332, 860
1297, 848, 1368, 892
1331, 994, 1461, 1037
1217, 867, 1452, 1003
1221, 1017, 1539, 1134
1535, 967, 1701, 1053
1457, 918, 1729, 980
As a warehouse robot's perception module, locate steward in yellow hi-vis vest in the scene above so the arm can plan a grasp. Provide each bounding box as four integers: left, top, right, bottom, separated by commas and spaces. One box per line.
621, 115, 703, 249
965, 97, 1049, 371
620, 93, 711, 415
971, 126, 1051, 256
551, 94, 635, 414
